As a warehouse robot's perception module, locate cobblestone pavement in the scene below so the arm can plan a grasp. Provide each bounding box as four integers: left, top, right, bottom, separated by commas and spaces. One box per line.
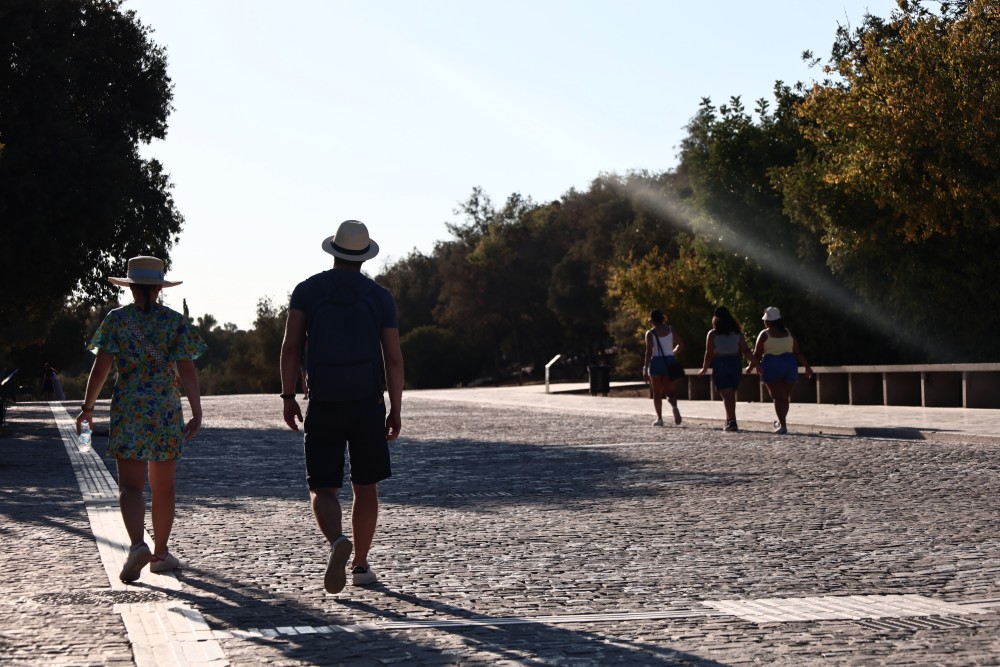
1, 391, 999, 666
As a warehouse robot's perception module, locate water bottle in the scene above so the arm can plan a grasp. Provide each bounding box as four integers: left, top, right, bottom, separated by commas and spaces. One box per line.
79, 420, 92, 452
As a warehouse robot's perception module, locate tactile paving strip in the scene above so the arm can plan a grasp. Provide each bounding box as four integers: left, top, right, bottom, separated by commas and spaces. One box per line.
217, 595, 996, 638
52, 405, 227, 666
702, 594, 988, 624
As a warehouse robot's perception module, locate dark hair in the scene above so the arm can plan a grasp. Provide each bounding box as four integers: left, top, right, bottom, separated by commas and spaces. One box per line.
650, 309, 665, 325
136, 284, 156, 312
766, 317, 787, 333
711, 306, 742, 335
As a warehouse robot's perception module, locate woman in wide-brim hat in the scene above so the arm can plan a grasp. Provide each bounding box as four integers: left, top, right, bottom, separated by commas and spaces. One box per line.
76, 256, 207, 583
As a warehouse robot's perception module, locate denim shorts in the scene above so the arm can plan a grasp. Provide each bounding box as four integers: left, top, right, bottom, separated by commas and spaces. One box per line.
761, 353, 799, 384
649, 355, 677, 378
712, 355, 743, 391
303, 395, 391, 489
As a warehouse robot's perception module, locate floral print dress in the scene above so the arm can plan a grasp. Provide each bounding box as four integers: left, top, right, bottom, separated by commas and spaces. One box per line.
90, 303, 207, 461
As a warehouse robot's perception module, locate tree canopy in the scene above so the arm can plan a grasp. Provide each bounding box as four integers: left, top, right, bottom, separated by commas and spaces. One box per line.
777, 0, 1000, 359
0, 0, 183, 353
8, 0, 999, 392
376, 0, 1000, 386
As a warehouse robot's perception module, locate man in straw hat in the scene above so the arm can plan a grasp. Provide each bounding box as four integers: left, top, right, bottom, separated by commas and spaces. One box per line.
279, 220, 404, 594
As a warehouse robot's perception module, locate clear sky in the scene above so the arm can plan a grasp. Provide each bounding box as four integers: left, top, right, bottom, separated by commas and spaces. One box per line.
125, 0, 899, 329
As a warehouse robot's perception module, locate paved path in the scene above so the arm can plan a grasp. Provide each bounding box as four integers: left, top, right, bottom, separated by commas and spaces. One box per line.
425, 382, 1000, 441
1, 389, 998, 666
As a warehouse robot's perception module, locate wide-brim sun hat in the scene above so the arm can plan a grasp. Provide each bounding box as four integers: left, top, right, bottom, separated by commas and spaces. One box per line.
108, 256, 182, 287
322, 219, 380, 262
762, 306, 782, 321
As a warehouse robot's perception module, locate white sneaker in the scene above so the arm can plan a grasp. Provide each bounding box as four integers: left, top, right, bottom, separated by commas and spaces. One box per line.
324, 535, 353, 594
352, 564, 378, 586
652, 418, 664, 426
150, 552, 181, 573
119, 543, 151, 583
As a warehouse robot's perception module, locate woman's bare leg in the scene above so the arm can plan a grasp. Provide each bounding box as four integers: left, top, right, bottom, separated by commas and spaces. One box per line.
148, 460, 177, 555
117, 460, 148, 547
650, 376, 664, 421
720, 388, 736, 422
766, 382, 790, 427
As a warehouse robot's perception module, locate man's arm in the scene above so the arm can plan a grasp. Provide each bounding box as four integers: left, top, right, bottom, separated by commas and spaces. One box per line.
380, 327, 404, 440
280, 308, 306, 430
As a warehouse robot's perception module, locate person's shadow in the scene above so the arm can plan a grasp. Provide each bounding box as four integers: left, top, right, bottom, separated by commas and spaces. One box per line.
139, 564, 730, 666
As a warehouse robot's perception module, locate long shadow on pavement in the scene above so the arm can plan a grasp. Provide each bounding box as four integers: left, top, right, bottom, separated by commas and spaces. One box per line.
166, 424, 750, 511
139, 564, 730, 666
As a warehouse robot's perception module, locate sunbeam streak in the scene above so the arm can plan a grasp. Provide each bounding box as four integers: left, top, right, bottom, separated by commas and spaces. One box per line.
614, 179, 940, 361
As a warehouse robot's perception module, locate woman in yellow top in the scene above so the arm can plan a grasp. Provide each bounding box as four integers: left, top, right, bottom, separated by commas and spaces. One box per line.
748, 307, 812, 434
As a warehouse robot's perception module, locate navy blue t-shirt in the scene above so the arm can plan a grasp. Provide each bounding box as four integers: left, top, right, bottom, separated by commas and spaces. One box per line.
290, 269, 398, 329
290, 270, 398, 382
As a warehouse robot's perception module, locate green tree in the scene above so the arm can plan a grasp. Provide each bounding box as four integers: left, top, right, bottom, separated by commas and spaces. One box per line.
375, 250, 440, 335
246, 296, 286, 393
606, 243, 713, 372
547, 172, 691, 366
0, 0, 183, 353
788, 0, 1000, 242
678, 90, 842, 358
435, 189, 562, 376
777, 0, 1000, 360
399, 326, 483, 389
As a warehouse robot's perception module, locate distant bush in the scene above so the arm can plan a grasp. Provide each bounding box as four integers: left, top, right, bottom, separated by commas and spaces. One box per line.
58, 373, 112, 402
401, 326, 484, 389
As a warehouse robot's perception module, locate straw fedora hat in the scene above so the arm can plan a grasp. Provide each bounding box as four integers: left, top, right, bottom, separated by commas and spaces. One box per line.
108, 256, 182, 288
321, 220, 379, 262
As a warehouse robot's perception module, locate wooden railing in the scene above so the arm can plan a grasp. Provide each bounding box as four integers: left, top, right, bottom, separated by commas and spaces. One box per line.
681, 363, 1000, 409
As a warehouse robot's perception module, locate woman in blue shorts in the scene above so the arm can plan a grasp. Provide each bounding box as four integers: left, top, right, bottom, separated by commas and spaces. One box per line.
749, 307, 813, 434
643, 309, 685, 426
698, 306, 755, 432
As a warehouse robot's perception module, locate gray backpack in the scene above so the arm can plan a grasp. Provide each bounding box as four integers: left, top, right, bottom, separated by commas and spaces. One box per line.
305, 277, 382, 401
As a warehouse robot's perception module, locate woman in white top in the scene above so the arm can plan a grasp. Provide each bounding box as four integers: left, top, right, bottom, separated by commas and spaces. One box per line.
698, 306, 755, 432
643, 309, 685, 426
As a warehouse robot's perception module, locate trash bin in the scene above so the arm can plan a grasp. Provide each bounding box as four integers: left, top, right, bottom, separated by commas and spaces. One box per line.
588, 365, 610, 396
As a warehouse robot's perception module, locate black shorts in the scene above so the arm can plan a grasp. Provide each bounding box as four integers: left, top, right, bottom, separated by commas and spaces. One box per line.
303, 396, 392, 489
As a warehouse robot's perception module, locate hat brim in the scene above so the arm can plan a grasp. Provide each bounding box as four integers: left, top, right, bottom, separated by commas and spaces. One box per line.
322, 236, 379, 262
108, 277, 182, 288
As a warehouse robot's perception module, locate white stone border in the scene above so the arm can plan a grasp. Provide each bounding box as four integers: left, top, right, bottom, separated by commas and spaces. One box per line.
51, 405, 227, 666
218, 594, 994, 638
702, 594, 990, 624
